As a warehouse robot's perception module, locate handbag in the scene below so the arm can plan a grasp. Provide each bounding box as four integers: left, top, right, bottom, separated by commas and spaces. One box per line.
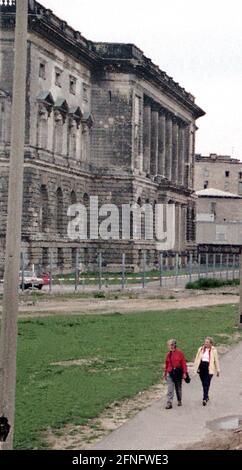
184, 373, 191, 384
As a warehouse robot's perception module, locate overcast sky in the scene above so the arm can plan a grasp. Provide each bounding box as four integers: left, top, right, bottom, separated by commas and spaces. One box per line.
40, 0, 242, 160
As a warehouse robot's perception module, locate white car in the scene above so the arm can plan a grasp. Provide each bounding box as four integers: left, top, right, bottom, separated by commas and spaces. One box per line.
19, 271, 44, 290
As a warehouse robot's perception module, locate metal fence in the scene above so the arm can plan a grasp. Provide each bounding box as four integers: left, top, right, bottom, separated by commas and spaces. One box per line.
2, 251, 238, 294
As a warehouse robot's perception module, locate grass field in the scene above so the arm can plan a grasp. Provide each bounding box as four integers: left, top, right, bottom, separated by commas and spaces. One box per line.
11, 304, 241, 449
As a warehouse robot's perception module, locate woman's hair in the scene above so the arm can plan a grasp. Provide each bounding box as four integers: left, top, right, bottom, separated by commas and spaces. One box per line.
205, 336, 214, 345
168, 339, 177, 347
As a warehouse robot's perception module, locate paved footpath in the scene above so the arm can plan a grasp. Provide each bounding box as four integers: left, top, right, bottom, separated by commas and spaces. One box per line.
92, 341, 242, 450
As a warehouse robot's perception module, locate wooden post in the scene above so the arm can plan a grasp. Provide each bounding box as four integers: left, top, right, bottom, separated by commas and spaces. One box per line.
0, 0, 28, 450
239, 252, 242, 328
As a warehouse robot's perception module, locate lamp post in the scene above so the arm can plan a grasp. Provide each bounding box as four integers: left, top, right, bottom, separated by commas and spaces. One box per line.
0, 0, 28, 449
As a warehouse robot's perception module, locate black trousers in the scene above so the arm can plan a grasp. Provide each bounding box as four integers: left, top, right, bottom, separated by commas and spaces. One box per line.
199, 361, 213, 400
174, 378, 182, 402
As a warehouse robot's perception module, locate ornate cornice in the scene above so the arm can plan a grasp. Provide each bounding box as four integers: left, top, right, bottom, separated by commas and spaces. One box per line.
0, 1, 205, 119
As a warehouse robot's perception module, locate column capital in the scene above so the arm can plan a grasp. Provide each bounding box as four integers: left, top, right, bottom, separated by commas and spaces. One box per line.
151, 102, 160, 113
165, 110, 173, 120
172, 115, 179, 124
144, 95, 153, 106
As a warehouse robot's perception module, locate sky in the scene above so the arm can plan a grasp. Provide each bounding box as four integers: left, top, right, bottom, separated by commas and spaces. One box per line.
40, 0, 242, 160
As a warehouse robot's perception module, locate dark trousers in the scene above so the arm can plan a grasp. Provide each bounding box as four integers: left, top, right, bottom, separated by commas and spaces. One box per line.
167, 375, 182, 403
199, 361, 213, 400
174, 378, 182, 402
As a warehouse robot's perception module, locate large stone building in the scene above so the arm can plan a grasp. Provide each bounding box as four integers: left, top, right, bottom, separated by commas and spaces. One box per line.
0, 0, 205, 274
195, 153, 242, 195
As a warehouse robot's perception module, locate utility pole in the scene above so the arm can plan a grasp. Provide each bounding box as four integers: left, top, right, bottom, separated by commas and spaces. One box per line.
239, 252, 242, 328
0, 0, 28, 449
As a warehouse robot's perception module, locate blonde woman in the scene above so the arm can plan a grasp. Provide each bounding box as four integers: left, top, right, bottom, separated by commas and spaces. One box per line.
194, 337, 220, 406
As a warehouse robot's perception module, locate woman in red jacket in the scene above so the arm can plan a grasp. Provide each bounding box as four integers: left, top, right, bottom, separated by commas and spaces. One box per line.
163, 339, 187, 409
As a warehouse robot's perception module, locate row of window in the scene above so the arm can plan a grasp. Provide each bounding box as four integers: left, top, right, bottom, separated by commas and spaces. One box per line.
203, 169, 242, 179
39, 60, 89, 100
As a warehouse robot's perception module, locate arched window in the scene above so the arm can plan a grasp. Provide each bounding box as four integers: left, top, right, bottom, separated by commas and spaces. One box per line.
0, 100, 5, 143
83, 193, 89, 239
0, 90, 11, 144
40, 185, 49, 232
56, 188, 64, 235
71, 190, 77, 205
37, 106, 48, 149
68, 120, 77, 159
53, 112, 63, 155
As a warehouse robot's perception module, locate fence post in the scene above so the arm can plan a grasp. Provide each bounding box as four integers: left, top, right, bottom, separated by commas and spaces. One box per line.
232, 254, 235, 280
142, 251, 146, 289
49, 250, 53, 294
226, 253, 229, 280
175, 253, 179, 287
189, 252, 192, 283
212, 254, 215, 279
220, 253, 223, 279
159, 252, 163, 288
98, 253, 102, 290
20, 251, 25, 292
198, 253, 201, 280
122, 253, 126, 290
206, 253, 209, 277
75, 249, 79, 292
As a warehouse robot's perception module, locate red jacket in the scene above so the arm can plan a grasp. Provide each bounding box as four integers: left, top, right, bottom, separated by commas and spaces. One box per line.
164, 349, 187, 376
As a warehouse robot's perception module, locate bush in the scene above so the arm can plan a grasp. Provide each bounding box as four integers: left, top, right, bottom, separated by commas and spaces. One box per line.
186, 278, 239, 290
94, 291, 106, 299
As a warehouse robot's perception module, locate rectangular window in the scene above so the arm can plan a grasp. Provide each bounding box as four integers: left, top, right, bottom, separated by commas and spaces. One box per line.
225, 170, 230, 177
238, 182, 242, 194
210, 202, 216, 214
239, 172, 242, 180
203, 168, 209, 177
224, 181, 229, 191
39, 61, 46, 80
69, 75, 77, 95
216, 226, 227, 241
204, 181, 208, 189
55, 67, 63, 87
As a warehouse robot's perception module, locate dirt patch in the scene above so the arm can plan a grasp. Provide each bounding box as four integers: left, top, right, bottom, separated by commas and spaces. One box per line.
45, 382, 166, 450
51, 358, 104, 367
183, 428, 242, 450
0, 285, 239, 319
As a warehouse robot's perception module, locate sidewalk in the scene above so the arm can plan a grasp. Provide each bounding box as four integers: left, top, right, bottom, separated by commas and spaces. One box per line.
92, 341, 242, 450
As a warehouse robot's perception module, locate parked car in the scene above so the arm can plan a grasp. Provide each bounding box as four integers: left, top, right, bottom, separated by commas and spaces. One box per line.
19, 271, 44, 290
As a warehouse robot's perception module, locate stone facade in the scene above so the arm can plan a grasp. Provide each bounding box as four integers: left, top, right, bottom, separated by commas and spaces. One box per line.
0, 0, 204, 274
195, 154, 242, 195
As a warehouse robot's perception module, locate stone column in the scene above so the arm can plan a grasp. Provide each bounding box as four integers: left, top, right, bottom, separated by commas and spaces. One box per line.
175, 203, 180, 251
172, 118, 179, 184
150, 105, 159, 176
143, 99, 151, 175
180, 205, 186, 251
184, 125, 190, 187
158, 111, 166, 176
185, 123, 195, 189
178, 123, 185, 186
165, 114, 172, 181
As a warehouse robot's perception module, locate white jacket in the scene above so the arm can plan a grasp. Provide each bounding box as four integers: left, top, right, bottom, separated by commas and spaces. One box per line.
193, 346, 220, 375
